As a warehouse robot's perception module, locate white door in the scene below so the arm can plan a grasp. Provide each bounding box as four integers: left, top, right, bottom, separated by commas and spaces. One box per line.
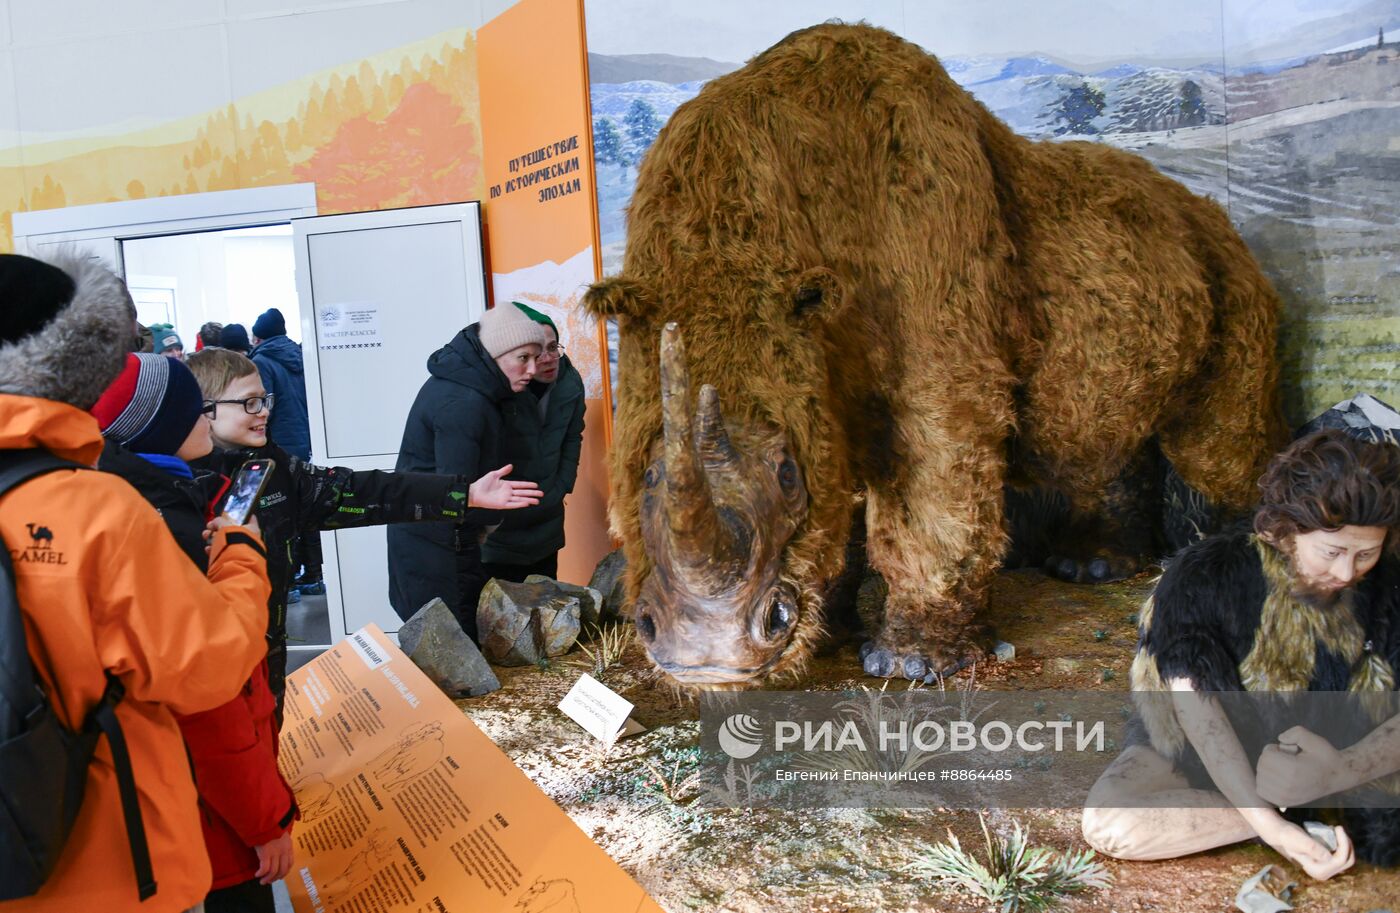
293, 203, 488, 647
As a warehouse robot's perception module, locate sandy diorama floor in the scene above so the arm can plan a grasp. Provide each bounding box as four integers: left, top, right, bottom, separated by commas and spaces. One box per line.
461, 570, 1399, 912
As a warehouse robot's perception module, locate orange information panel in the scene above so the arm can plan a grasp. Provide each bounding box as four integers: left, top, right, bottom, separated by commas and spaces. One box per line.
279, 625, 662, 913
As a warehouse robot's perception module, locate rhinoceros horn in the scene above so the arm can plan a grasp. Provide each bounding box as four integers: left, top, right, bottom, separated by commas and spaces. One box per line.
660, 323, 745, 581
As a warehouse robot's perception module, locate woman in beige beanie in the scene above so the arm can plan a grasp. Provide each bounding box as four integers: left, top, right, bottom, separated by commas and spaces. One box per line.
388, 305, 550, 637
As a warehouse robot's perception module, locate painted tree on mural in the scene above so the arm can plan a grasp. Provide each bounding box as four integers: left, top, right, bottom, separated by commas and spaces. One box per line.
623, 99, 662, 160
1051, 83, 1106, 135
1178, 80, 1209, 126
593, 116, 625, 167
29, 175, 67, 210
294, 83, 481, 213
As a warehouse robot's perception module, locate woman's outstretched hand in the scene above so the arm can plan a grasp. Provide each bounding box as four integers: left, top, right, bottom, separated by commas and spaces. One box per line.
469, 464, 543, 509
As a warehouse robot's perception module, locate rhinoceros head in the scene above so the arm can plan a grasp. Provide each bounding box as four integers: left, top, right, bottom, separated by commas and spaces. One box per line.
624, 322, 812, 685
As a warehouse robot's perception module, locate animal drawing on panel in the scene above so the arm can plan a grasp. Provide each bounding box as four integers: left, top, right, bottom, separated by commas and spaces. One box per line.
586, 22, 1286, 687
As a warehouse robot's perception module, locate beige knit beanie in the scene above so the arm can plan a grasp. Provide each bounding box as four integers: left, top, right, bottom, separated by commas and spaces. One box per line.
477, 303, 549, 358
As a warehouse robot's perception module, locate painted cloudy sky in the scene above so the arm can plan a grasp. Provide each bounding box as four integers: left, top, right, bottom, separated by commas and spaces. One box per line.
585, 0, 1398, 70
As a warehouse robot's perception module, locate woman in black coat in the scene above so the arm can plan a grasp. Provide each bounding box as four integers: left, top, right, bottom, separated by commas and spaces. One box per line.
387, 304, 549, 638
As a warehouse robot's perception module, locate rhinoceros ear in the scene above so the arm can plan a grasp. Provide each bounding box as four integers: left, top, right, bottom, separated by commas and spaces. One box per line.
583, 275, 651, 320
790, 267, 845, 324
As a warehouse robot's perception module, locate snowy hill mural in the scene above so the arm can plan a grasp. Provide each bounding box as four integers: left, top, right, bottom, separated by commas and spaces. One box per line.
587, 2, 1399, 423
591, 55, 1229, 250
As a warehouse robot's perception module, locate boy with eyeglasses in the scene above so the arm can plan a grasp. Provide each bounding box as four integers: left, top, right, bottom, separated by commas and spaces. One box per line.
92, 351, 293, 913
186, 348, 543, 715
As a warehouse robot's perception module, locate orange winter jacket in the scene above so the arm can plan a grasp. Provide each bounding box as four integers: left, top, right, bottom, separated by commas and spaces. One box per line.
0, 396, 272, 913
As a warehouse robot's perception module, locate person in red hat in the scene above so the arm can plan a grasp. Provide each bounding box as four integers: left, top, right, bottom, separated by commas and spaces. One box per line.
92, 353, 296, 913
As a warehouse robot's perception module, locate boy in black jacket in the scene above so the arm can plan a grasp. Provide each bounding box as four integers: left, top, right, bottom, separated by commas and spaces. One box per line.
92, 351, 297, 913
187, 348, 541, 710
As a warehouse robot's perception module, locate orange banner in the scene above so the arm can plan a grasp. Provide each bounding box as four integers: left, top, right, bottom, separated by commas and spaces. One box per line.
478, 0, 596, 275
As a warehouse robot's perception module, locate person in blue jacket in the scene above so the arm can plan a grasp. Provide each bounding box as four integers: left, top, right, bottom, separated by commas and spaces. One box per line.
249, 307, 310, 461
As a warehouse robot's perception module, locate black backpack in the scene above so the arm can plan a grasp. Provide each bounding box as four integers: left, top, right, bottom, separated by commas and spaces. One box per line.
0, 450, 155, 901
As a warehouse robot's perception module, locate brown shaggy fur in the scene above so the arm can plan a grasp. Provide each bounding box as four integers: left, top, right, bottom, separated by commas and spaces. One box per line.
586, 23, 1286, 680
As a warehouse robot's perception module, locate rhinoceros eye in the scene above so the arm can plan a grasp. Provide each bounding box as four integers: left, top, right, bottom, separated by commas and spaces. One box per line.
764, 591, 796, 639
777, 459, 799, 493
635, 601, 657, 643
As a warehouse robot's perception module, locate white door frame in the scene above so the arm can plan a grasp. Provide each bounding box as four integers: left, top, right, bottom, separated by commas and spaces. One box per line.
11, 183, 318, 271
292, 202, 488, 648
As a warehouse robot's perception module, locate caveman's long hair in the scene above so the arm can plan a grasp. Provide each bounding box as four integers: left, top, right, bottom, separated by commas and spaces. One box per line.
1254, 429, 1400, 553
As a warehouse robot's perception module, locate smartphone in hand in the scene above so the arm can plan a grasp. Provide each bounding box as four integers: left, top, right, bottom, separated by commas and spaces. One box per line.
223, 459, 275, 525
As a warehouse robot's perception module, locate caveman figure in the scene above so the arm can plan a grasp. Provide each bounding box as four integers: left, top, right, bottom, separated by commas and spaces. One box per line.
321, 828, 391, 907
1084, 429, 1400, 876
586, 23, 1285, 685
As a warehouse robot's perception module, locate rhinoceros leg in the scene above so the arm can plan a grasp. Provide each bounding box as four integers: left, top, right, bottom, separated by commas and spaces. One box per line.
1041, 443, 1164, 583
858, 428, 1006, 680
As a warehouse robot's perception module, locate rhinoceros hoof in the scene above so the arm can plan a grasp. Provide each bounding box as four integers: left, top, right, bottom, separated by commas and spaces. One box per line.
1043, 551, 1143, 584
861, 642, 971, 681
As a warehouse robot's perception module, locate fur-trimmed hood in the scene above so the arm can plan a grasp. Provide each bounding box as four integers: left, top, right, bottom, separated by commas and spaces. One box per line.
0, 249, 133, 409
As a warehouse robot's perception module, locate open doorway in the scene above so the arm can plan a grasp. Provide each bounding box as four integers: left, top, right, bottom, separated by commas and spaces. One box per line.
120, 223, 331, 669
123, 224, 302, 350
11, 188, 491, 666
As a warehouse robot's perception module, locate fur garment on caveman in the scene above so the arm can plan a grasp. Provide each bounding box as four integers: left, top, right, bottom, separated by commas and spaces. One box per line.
1130, 526, 1400, 865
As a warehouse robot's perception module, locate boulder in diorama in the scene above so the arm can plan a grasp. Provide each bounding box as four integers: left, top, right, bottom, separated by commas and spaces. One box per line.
535, 593, 582, 657
398, 597, 500, 697
526, 574, 604, 628
477, 578, 581, 665
587, 548, 628, 624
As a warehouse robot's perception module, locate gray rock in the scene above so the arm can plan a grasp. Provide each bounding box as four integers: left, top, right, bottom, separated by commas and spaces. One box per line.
993, 641, 1016, 663
477, 579, 542, 665
527, 574, 603, 628
1234, 864, 1295, 913
398, 598, 500, 697
477, 578, 583, 664
536, 594, 582, 657
1303, 820, 1337, 851
588, 549, 629, 623
558, 580, 605, 628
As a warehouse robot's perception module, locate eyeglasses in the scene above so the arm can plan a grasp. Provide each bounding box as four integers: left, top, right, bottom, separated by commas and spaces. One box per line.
204, 394, 275, 416
543, 343, 565, 357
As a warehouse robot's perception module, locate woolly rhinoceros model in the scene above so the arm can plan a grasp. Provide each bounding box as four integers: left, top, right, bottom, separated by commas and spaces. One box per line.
584, 23, 1285, 687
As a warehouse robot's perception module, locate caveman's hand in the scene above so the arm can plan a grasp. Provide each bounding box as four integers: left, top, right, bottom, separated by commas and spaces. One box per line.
469, 465, 543, 510
1255, 815, 1354, 881
1256, 725, 1354, 807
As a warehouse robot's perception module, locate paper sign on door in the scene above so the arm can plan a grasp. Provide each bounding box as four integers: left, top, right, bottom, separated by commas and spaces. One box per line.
315, 301, 383, 350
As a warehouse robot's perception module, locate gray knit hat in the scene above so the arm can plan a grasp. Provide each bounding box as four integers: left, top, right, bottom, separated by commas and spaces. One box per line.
478, 303, 549, 358
0, 249, 134, 410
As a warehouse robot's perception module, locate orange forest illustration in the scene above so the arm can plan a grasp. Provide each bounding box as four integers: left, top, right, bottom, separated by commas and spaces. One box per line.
1, 34, 486, 250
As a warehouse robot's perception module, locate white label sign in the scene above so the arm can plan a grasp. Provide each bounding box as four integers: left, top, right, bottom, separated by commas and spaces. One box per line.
558, 673, 645, 745
347, 626, 389, 670
315, 301, 383, 350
